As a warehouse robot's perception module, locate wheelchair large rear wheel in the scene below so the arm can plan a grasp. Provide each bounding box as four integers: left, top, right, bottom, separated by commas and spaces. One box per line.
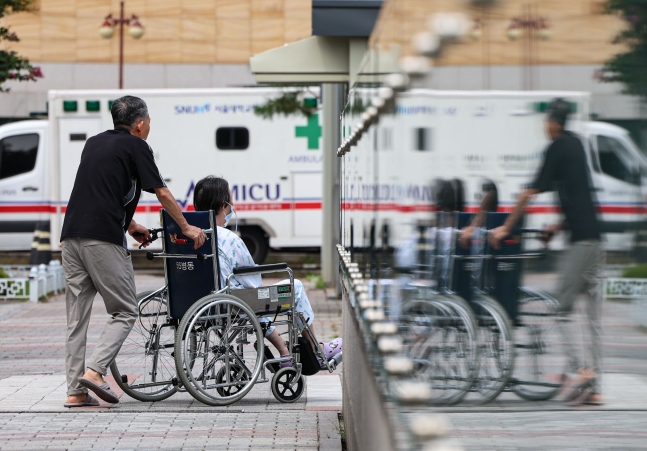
438, 295, 480, 405
400, 296, 478, 406
472, 295, 515, 403
110, 290, 178, 402
174, 293, 265, 406
512, 287, 566, 401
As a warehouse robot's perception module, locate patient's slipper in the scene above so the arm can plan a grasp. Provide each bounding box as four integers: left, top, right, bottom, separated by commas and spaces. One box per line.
279, 354, 293, 368
324, 338, 343, 360
318, 338, 343, 367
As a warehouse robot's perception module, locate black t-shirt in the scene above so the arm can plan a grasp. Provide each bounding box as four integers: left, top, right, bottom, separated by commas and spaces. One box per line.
532, 131, 601, 243
61, 128, 166, 247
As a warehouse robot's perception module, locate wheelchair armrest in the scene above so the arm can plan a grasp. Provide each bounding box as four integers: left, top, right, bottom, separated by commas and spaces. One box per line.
232, 263, 288, 275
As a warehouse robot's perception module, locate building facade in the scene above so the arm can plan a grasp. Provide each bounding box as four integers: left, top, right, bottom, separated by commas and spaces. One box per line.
369, 0, 645, 145
0, 0, 311, 118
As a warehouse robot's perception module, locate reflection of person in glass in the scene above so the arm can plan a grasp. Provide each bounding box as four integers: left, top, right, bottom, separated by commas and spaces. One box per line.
460, 179, 498, 248
489, 98, 604, 406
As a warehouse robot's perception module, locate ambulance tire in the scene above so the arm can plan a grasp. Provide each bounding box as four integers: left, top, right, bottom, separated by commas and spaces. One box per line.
240, 227, 269, 264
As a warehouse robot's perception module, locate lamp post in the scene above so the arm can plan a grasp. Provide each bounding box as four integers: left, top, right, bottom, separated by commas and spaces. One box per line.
99, 1, 145, 89
506, 4, 550, 90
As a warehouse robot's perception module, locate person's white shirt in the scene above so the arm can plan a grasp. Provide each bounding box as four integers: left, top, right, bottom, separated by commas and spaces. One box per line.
216, 226, 261, 289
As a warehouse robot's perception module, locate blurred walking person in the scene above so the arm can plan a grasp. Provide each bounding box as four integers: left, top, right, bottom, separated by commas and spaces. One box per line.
489, 98, 605, 406
61, 96, 205, 407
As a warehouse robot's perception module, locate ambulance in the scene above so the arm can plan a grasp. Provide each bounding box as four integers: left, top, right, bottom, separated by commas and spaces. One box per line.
0, 88, 324, 262
1, 89, 645, 262
341, 90, 647, 253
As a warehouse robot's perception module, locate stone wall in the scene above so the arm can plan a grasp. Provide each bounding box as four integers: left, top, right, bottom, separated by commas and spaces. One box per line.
0, 0, 312, 64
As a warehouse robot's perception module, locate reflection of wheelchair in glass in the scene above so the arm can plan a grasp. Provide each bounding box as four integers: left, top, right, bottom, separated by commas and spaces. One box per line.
452, 212, 567, 403
109, 210, 341, 406
397, 212, 566, 404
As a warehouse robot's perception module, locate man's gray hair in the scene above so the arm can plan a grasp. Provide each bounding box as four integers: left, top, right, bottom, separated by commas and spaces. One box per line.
111, 95, 148, 129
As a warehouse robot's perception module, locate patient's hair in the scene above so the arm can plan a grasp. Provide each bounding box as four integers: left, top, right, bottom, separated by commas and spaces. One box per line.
193, 176, 231, 213
436, 179, 465, 213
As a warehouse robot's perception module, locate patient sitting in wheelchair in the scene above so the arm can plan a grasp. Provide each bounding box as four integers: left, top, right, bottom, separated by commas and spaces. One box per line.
193, 176, 342, 368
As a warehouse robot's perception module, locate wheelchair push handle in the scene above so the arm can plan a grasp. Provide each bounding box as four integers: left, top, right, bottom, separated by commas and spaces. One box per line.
133, 227, 164, 249
171, 228, 213, 245
145, 229, 214, 261
520, 228, 555, 244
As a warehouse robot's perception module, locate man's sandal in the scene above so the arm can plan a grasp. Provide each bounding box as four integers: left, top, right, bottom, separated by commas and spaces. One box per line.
563, 375, 595, 402
78, 377, 120, 404
64, 393, 100, 408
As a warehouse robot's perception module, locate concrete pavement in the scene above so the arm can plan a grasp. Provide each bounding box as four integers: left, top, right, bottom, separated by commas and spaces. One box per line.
3, 270, 647, 450
0, 274, 343, 450
400, 272, 647, 450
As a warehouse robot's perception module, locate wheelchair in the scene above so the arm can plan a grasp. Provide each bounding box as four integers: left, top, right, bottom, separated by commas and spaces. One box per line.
394, 212, 566, 404
109, 209, 342, 406
451, 212, 566, 402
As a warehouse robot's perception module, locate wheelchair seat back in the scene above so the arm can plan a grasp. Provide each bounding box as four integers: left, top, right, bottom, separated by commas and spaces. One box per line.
161, 209, 220, 320
485, 212, 523, 320
451, 212, 476, 302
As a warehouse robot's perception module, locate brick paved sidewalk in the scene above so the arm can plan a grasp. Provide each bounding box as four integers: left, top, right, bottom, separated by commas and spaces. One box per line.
0, 274, 343, 450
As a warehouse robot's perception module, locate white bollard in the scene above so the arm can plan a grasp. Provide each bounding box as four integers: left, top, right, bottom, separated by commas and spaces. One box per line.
48, 260, 62, 293
38, 264, 47, 298
29, 267, 38, 303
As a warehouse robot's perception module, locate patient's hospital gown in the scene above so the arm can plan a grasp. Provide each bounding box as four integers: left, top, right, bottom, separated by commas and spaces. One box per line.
216, 226, 315, 336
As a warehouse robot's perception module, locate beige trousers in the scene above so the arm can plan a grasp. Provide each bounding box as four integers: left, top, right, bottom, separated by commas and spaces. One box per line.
556, 239, 605, 393
62, 237, 136, 396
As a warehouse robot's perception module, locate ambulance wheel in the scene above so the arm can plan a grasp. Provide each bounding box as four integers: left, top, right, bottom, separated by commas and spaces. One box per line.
271, 367, 305, 403
240, 227, 269, 264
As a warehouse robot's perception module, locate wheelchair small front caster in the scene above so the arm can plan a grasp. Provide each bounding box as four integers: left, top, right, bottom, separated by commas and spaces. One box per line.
271, 367, 305, 403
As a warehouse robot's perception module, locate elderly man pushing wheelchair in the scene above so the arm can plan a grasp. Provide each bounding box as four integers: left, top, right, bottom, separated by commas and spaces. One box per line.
489, 98, 605, 406
61, 96, 205, 407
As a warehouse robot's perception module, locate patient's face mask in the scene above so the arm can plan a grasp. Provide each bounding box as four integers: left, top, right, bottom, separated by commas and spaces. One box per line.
223, 202, 237, 231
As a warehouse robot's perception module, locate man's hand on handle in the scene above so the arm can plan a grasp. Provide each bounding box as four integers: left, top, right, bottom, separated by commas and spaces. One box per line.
460, 225, 474, 249
182, 225, 206, 250
128, 220, 151, 247
488, 225, 510, 250
154, 187, 205, 250
541, 223, 561, 244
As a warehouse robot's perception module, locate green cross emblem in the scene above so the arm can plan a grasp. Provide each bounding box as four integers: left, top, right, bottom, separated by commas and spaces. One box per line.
295, 114, 322, 150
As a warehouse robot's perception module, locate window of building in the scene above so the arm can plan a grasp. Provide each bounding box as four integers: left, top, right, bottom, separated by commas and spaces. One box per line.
216, 127, 249, 150
0, 133, 39, 180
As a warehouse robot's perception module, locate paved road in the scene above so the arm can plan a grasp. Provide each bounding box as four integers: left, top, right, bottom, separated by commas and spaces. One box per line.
3, 271, 647, 450
402, 272, 647, 451
0, 275, 343, 450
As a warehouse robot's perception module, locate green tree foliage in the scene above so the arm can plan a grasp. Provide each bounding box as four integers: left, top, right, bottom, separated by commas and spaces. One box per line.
602, 1, 647, 99
0, 0, 42, 92
254, 91, 317, 119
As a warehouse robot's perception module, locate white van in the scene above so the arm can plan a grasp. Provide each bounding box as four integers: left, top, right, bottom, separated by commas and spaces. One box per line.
0, 88, 324, 262
341, 90, 647, 252
1, 89, 644, 259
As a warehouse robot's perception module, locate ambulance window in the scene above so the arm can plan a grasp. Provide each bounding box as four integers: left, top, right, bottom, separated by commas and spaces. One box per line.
597, 135, 639, 185
0, 133, 39, 180
414, 127, 432, 151
216, 127, 249, 150
588, 138, 601, 173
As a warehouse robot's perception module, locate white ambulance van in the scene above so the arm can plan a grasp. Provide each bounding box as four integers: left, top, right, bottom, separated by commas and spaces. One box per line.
0, 88, 324, 262
1, 89, 645, 260
342, 90, 647, 252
